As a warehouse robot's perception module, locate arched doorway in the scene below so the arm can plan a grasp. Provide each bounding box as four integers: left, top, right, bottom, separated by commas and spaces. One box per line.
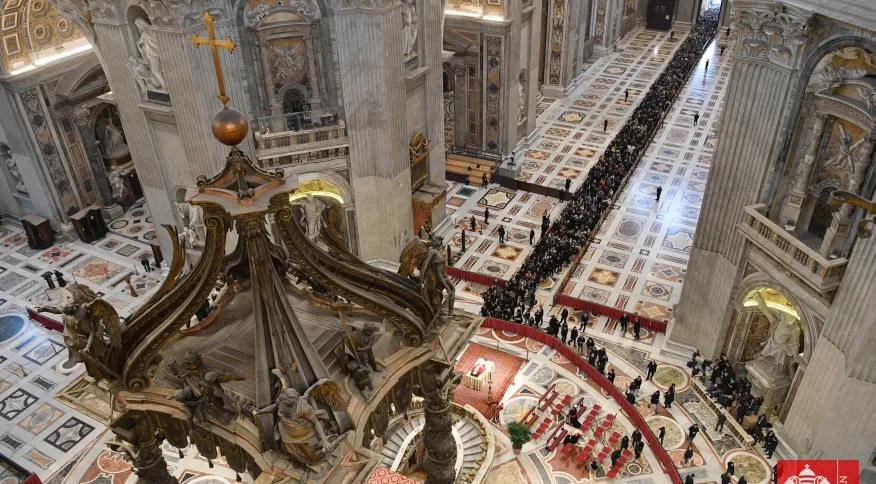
282, 88, 309, 114
806, 188, 837, 240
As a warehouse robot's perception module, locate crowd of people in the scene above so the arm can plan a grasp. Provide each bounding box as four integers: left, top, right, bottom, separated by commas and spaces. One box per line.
480, 8, 720, 322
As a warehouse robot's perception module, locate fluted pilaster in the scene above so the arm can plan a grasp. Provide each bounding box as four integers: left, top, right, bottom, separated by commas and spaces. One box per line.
670, 59, 793, 356
334, 2, 414, 260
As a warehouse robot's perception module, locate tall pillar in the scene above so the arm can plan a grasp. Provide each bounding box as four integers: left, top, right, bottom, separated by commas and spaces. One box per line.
420, 364, 459, 484
72, 108, 124, 219
543, 0, 578, 96
333, 0, 414, 261
781, 205, 876, 461
450, 63, 467, 148
782, 112, 826, 229
664, 1, 813, 359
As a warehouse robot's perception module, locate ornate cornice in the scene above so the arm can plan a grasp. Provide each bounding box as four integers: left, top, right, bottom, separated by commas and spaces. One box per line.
730, 1, 814, 69
330, 0, 398, 12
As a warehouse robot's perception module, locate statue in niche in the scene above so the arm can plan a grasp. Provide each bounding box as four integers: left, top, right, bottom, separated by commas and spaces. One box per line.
752, 292, 802, 377
128, 57, 163, 94
518, 82, 526, 122
822, 124, 867, 177
129, 18, 166, 92
253, 375, 348, 470
1, 145, 27, 194
109, 166, 127, 200
402, 0, 418, 60
294, 195, 327, 242
176, 202, 206, 248
36, 284, 122, 382
102, 122, 130, 160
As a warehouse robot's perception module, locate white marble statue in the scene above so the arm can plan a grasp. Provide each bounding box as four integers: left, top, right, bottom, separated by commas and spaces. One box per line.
132, 18, 165, 91
823, 124, 867, 175
402, 0, 418, 60
1, 146, 27, 195
127, 57, 163, 94
295, 195, 327, 242
102, 122, 130, 159
177, 202, 206, 248
109, 166, 126, 200
752, 292, 802, 376
518, 82, 526, 122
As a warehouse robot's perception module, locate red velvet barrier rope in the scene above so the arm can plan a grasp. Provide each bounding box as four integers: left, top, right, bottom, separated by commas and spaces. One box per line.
446, 266, 506, 287
553, 294, 668, 333
482, 317, 683, 484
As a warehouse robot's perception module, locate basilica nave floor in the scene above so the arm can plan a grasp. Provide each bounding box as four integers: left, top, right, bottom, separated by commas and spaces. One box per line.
443, 27, 777, 484
0, 26, 769, 484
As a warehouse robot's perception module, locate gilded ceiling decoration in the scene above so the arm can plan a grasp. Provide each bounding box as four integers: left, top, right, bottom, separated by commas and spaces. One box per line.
1, 0, 85, 71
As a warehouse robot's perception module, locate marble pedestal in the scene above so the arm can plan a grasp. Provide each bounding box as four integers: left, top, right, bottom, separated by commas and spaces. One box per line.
746, 359, 792, 412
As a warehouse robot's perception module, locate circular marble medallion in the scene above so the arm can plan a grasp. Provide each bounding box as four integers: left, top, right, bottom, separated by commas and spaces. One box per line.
617, 220, 642, 238
0, 315, 26, 343
652, 365, 689, 391
552, 378, 579, 399
723, 450, 771, 484
645, 415, 685, 449
110, 220, 129, 229
501, 396, 539, 425
669, 447, 705, 467
97, 450, 132, 473
530, 365, 555, 386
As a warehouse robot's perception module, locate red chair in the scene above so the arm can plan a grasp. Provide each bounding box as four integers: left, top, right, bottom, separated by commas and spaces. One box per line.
588, 438, 597, 448
593, 403, 602, 412
561, 443, 573, 454
622, 449, 632, 458
593, 427, 604, 439
608, 432, 620, 445
576, 449, 589, 464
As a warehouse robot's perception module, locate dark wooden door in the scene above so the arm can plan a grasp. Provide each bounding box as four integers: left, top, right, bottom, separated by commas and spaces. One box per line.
807, 189, 836, 240
646, 0, 675, 30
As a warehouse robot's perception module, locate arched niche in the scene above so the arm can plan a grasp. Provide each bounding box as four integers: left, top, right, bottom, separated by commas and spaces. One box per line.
772, 44, 876, 257
288, 174, 356, 253
243, 1, 327, 119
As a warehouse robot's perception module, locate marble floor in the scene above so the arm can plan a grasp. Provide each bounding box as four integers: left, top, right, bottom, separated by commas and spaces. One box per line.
0, 206, 248, 483
464, 327, 774, 484
444, 25, 773, 484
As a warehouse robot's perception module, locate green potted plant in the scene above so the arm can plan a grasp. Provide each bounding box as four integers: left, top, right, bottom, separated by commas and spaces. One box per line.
506, 422, 532, 454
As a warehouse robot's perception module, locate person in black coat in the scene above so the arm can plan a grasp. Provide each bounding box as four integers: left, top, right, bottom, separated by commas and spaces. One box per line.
634, 440, 645, 459
610, 449, 622, 467
685, 475, 695, 484
683, 446, 694, 465
646, 360, 658, 381
658, 426, 666, 445
631, 429, 642, 445
53, 270, 67, 288
688, 423, 700, 441
560, 323, 568, 344
620, 435, 629, 450
721, 473, 732, 484
650, 390, 661, 411
664, 384, 676, 408
626, 389, 636, 405
738, 477, 748, 484
716, 412, 727, 432
633, 317, 641, 339
607, 369, 616, 384
727, 461, 735, 476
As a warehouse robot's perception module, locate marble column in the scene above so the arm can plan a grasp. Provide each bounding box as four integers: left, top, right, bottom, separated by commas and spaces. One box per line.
72, 108, 124, 219
781, 206, 876, 460
664, 1, 813, 359
783, 112, 826, 229
111, 414, 176, 484
304, 37, 323, 110
450, 63, 467, 148
543, 0, 579, 96
420, 365, 459, 484
333, 0, 414, 262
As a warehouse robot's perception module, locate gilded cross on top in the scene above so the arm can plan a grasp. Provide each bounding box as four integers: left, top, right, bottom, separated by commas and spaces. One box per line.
191, 12, 236, 105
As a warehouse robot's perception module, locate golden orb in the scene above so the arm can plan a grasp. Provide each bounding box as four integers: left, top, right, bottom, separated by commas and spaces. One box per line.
211, 106, 249, 146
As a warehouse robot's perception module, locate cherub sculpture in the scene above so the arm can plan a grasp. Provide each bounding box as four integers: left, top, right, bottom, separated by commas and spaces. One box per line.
37, 284, 121, 382
254, 375, 348, 470
398, 237, 455, 322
